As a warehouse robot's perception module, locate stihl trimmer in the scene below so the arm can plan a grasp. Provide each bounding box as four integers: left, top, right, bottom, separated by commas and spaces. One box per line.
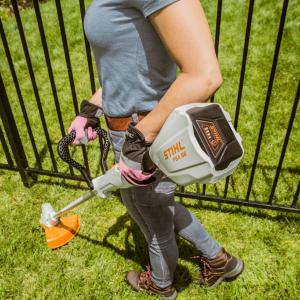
40, 103, 244, 249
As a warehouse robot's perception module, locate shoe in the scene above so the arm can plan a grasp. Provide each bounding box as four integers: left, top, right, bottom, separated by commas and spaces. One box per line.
126, 265, 177, 300
192, 248, 244, 288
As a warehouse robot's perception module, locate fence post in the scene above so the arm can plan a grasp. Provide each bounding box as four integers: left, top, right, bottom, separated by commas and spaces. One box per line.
0, 72, 30, 187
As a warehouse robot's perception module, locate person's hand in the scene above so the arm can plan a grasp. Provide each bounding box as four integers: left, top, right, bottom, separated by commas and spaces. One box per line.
118, 123, 157, 186
68, 116, 97, 145
68, 100, 103, 145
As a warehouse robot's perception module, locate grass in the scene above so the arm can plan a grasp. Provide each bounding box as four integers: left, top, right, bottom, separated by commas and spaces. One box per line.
0, 172, 299, 299
0, 0, 299, 299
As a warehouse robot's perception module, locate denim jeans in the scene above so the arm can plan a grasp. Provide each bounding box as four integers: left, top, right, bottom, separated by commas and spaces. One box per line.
109, 129, 221, 288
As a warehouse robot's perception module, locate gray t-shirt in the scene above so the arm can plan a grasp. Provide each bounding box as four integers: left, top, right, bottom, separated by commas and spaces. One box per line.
84, 0, 178, 117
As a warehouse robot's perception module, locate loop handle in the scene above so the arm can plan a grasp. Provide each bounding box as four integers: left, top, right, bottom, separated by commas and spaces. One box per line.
57, 127, 110, 189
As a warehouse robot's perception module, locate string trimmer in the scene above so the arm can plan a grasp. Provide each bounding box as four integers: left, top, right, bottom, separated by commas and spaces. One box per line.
40, 103, 244, 249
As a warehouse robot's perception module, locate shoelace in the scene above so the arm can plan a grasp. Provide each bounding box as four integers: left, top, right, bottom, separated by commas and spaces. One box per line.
138, 265, 152, 287
191, 255, 212, 278
200, 257, 212, 277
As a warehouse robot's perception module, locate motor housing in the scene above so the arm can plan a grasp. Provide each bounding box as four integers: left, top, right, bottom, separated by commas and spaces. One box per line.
149, 103, 243, 185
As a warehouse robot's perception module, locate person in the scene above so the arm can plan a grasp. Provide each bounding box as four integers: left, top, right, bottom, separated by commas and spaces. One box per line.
69, 0, 244, 299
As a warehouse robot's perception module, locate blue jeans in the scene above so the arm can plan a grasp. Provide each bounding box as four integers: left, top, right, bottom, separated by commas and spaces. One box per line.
109, 129, 221, 288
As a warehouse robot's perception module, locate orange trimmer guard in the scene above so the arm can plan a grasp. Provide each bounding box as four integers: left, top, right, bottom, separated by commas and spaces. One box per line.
42, 215, 80, 249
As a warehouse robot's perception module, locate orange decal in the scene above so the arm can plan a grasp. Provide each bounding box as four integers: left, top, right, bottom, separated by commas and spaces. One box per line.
163, 150, 168, 160
163, 141, 187, 161
196, 120, 225, 158
210, 125, 222, 148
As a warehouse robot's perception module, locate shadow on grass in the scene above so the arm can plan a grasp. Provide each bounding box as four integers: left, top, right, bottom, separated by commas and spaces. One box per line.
76, 211, 194, 291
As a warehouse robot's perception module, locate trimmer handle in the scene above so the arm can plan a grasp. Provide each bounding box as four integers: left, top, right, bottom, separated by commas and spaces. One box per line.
57, 127, 110, 189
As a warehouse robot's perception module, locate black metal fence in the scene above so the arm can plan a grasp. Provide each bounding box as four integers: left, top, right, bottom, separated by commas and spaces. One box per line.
0, 0, 299, 213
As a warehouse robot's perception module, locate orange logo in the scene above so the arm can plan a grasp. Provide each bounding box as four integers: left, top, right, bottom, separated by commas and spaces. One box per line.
203, 124, 222, 149
196, 120, 224, 158
163, 141, 187, 162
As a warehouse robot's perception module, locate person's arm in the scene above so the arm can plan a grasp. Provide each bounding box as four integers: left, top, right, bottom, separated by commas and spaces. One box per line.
135, 0, 222, 141
88, 87, 103, 107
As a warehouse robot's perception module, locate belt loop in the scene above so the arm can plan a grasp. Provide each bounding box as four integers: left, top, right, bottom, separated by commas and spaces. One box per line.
132, 113, 139, 124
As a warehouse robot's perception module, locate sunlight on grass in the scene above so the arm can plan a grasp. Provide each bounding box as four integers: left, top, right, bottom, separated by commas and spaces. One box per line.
0, 172, 299, 299
0, 0, 299, 299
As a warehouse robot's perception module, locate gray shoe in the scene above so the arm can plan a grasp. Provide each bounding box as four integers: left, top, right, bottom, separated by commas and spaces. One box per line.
126, 266, 177, 300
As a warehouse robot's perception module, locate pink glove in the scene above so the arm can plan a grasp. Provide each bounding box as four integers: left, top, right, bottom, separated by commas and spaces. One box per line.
68, 116, 97, 145
116, 124, 156, 186
117, 158, 155, 186
68, 100, 103, 145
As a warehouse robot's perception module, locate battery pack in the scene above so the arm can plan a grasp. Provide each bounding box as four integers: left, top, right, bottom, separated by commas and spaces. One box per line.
149, 103, 244, 185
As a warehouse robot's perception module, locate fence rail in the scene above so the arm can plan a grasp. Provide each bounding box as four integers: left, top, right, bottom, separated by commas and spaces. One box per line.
0, 0, 299, 213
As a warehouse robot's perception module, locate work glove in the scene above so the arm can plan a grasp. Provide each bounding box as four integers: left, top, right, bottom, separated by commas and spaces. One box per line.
118, 123, 157, 186
68, 100, 103, 145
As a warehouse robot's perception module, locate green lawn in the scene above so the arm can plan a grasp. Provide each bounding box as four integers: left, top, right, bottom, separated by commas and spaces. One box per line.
0, 0, 299, 299
0, 172, 299, 299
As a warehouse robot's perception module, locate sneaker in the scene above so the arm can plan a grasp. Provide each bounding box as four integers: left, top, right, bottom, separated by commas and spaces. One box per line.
192, 248, 244, 288
126, 265, 177, 300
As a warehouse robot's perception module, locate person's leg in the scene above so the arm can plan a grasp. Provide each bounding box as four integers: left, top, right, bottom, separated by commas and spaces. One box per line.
121, 181, 179, 288
173, 202, 221, 258
109, 128, 243, 290
172, 201, 243, 288
108, 128, 220, 256
109, 129, 178, 288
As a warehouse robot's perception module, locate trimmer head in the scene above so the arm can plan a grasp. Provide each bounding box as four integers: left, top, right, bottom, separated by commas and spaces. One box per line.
42, 215, 80, 249
40, 203, 80, 249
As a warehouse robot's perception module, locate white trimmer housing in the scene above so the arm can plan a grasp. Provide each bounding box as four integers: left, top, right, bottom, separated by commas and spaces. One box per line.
92, 165, 132, 198
149, 103, 244, 186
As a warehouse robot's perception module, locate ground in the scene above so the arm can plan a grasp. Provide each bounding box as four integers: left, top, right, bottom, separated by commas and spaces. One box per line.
0, 0, 299, 299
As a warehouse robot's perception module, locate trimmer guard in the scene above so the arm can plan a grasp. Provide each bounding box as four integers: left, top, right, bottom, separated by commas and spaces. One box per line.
149, 103, 244, 185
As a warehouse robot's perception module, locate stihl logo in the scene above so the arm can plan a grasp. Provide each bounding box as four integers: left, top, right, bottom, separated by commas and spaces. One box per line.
196, 120, 224, 158
163, 141, 187, 161
203, 124, 222, 149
